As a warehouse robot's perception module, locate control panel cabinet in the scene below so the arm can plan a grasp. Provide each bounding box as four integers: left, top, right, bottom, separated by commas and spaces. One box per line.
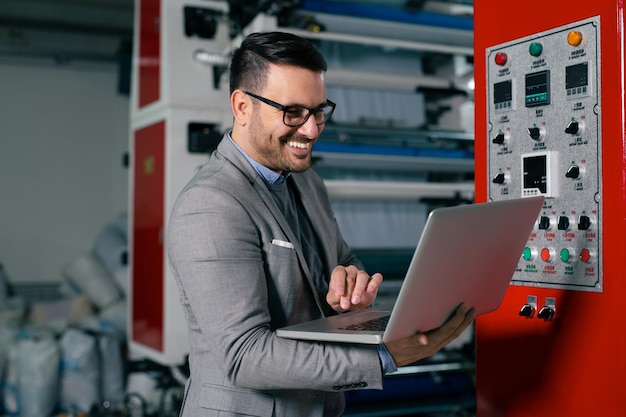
486, 17, 601, 292
475, 1, 626, 415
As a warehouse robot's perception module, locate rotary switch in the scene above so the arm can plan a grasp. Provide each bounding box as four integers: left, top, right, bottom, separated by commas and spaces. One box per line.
578, 215, 592, 230
538, 216, 551, 230
565, 120, 584, 135
492, 172, 508, 184
557, 216, 571, 231
528, 126, 545, 141
565, 165, 582, 179
492, 132, 509, 145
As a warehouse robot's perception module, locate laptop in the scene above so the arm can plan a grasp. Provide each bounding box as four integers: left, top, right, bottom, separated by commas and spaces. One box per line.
276, 196, 545, 344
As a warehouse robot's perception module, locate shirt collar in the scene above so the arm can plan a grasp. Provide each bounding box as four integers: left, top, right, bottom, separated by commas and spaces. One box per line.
227, 131, 290, 185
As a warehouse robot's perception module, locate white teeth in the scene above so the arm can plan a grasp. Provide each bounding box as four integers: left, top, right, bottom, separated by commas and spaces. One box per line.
287, 141, 309, 149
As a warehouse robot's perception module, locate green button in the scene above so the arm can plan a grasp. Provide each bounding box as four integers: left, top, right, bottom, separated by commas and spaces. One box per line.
560, 248, 571, 263
522, 247, 533, 261
529, 42, 543, 57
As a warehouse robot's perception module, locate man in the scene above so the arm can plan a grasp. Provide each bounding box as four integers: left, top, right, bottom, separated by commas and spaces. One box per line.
167, 31, 475, 417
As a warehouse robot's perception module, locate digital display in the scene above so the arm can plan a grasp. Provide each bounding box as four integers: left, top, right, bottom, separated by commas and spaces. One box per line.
525, 70, 550, 107
523, 154, 548, 194
493, 80, 513, 111
566, 62, 589, 97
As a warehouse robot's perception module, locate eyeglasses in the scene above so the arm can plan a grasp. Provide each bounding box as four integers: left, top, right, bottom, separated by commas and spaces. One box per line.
245, 91, 336, 128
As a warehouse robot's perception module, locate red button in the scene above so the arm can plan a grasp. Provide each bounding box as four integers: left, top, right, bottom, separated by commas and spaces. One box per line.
495, 52, 508, 66
579, 248, 592, 263
541, 248, 552, 262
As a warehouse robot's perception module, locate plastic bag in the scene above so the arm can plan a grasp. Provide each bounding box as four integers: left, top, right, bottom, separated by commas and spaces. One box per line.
18, 330, 60, 417
59, 328, 100, 413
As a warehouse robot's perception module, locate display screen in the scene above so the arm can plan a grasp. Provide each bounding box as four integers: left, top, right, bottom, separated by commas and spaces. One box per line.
566, 62, 589, 97
525, 70, 550, 107
493, 80, 513, 111
523, 155, 548, 193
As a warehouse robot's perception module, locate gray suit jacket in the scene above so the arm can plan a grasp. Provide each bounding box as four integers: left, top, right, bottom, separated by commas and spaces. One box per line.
167, 135, 383, 417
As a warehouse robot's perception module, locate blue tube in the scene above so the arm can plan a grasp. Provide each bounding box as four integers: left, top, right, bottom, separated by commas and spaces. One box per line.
314, 141, 474, 159
299, 0, 473, 31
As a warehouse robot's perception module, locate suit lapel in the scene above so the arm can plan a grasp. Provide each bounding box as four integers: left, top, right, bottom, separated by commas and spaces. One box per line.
216, 136, 327, 315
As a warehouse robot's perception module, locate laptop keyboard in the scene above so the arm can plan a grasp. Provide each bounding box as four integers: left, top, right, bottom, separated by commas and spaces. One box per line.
339, 315, 390, 331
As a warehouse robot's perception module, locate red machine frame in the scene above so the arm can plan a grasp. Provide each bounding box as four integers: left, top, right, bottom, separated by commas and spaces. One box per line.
129, 0, 230, 364
474, 1, 626, 415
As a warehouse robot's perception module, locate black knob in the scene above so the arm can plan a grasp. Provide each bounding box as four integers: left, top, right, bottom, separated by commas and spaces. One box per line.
492, 172, 506, 184
578, 215, 592, 231
565, 165, 581, 179
538, 306, 554, 321
519, 304, 535, 318
557, 216, 570, 231
565, 121, 580, 135
538, 216, 551, 230
528, 127, 543, 141
492, 132, 506, 145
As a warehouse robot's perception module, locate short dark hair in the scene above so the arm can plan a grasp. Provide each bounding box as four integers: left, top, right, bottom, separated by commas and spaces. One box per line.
229, 31, 328, 94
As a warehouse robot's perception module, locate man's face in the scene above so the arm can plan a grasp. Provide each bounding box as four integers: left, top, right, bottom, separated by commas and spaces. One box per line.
246, 64, 327, 174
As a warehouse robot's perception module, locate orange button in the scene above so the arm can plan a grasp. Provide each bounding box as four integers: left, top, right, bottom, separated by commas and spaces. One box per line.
541, 248, 552, 262
567, 31, 583, 47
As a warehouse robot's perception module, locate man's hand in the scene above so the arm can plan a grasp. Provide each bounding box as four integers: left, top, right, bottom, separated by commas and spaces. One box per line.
384, 303, 476, 367
326, 265, 383, 312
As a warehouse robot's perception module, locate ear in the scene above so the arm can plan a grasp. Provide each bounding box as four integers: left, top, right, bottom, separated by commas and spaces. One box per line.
231, 89, 251, 127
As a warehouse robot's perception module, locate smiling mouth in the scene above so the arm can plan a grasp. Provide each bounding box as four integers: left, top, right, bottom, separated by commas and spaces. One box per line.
287, 140, 311, 150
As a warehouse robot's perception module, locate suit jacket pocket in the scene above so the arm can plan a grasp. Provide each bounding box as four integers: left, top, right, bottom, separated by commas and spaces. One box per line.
266, 240, 300, 300
198, 384, 274, 416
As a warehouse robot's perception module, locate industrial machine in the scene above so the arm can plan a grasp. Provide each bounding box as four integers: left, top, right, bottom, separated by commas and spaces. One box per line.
129, 0, 475, 367
128, 0, 480, 413
474, 1, 626, 415
129, 0, 231, 364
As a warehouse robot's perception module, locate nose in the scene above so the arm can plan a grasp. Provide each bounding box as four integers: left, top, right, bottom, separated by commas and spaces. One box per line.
297, 113, 322, 139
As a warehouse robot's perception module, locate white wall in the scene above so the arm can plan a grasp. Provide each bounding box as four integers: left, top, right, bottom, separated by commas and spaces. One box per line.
0, 59, 129, 284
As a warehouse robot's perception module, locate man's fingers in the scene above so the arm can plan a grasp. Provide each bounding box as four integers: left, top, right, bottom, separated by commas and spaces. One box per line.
425, 305, 476, 347
367, 273, 383, 293
329, 266, 349, 297
350, 270, 371, 304
450, 308, 476, 340
328, 266, 384, 312
386, 304, 476, 366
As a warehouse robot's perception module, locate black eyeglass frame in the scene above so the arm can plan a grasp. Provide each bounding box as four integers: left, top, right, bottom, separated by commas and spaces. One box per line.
244, 91, 336, 127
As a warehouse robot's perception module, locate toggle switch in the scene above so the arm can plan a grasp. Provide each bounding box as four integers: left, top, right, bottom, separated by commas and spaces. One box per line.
519, 304, 535, 318
538, 306, 555, 321
538, 297, 556, 321
519, 295, 537, 318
